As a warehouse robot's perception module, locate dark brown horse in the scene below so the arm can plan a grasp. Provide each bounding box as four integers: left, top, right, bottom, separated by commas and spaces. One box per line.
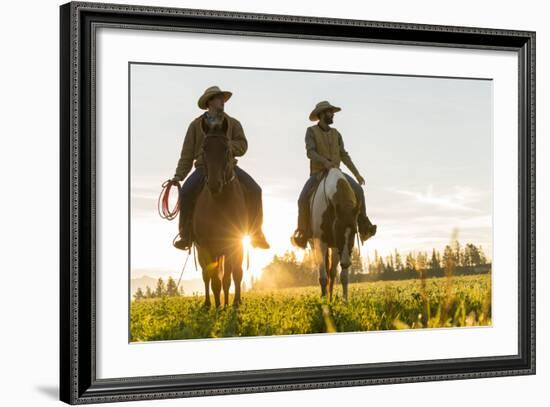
192, 120, 248, 308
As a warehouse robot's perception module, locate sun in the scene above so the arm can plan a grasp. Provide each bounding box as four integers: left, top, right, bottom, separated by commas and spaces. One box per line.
242, 235, 251, 250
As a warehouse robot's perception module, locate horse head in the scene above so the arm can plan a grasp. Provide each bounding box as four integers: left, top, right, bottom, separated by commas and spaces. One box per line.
201, 119, 233, 196
331, 171, 359, 268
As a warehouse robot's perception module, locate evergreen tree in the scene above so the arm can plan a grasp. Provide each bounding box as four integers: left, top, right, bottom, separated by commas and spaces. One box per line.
478, 245, 488, 265
155, 277, 166, 298
405, 252, 416, 271
166, 277, 178, 297
463, 243, 478, 266
394, 249, 403, 272
350, 247, 363, 282
134, 287, 144, 301
379, 256, 385, 274
385, 255, 394, 273
145, 286, 153, 298
416, 251, 427, 271
442, 245, 456, 274
453, 240, 462, 267
430, 248, 439, 270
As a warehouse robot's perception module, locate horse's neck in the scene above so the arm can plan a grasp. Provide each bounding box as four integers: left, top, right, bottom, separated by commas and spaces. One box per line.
323, 169, 343, 203
310, 170, 338, 212
207, 175, 241, 201
320, 169, 356, 210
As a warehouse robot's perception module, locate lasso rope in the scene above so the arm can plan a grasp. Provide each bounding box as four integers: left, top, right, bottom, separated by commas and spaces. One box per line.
158, 179, 181, 220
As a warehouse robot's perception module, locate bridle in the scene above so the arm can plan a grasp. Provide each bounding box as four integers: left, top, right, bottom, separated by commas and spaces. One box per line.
201, 135, 235, 188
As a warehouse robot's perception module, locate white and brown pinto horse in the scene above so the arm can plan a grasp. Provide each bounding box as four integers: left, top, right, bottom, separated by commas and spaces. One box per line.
310, 168, 359, 301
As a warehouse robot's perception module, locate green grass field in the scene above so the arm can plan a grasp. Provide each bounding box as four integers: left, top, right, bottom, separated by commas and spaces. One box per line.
130, 274, 491, 341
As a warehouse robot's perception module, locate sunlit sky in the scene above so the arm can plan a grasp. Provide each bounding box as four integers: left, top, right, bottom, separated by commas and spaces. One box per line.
130, 63, 493, 283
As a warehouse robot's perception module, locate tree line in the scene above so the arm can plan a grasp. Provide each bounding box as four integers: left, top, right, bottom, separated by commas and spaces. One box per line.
133, 277, 184, 301
252, 241, 491, 290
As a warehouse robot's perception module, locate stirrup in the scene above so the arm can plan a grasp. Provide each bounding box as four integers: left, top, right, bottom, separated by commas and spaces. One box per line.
173, 237, 192, 251
173, 231, 192, 251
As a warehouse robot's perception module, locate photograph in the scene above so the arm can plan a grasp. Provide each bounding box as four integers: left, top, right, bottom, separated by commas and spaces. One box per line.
129, 63, 493, 341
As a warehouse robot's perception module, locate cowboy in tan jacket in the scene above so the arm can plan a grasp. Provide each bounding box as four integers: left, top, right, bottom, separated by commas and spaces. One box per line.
171, 86, 270, 250
291, 101, 377, 248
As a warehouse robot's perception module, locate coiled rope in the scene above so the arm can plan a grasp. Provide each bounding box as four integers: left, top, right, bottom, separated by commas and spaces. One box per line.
158, 179, 181, 220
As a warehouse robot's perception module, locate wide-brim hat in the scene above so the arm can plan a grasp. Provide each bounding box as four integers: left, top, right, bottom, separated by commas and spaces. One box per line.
309, 100, 341, 121
197, 86, 232, 110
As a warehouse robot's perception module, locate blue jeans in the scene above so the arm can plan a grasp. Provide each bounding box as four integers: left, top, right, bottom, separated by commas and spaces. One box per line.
178, 166, 263, 236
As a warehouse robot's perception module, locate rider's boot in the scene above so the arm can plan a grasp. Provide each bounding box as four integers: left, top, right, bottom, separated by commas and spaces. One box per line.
173, 217, 193, 251
358, 214, 377, 243
291, 203, 311, 249
248, 199, 270, 249
251, 229, 270, 249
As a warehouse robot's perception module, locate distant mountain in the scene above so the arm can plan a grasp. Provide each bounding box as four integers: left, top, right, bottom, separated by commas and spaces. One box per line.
130, 275, 205, 297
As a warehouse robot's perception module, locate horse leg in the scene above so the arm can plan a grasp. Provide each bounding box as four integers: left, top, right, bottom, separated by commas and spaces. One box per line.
340, 265, 349, 301
198, 250, 211, 308
231, 249, 244, 307
311, 238, 327, 297
320, 243, 329, 298
210, 256, 223, 309
329, 249, 338, 301
202, 271, 211, 308
222, 257, 232, 308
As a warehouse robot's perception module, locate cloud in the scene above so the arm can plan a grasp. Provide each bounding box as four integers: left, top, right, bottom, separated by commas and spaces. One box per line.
386, 184, 486, 212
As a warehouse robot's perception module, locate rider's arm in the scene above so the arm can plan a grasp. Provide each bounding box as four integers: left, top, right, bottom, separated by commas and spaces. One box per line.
229, 119, 248, 157
173, 122, 196, 181
337, 131, 361, 178
305, 127, 331, 166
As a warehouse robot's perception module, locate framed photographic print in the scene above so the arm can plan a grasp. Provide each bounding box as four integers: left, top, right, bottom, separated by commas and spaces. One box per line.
59, 1, 536, 404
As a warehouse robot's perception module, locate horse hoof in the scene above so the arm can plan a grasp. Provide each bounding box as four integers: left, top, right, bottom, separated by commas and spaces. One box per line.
202, 302, 211, 310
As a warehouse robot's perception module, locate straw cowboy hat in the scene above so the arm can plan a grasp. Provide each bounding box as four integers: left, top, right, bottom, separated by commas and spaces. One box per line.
197, 86, 232, 110
309, 100, 341, 121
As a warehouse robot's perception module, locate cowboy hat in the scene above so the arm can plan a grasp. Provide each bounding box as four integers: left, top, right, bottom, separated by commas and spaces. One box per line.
309, 100, 341, 121
197, 86, 233, 110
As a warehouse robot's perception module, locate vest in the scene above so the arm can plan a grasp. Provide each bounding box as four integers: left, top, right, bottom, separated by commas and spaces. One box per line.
309, 125, 341, 175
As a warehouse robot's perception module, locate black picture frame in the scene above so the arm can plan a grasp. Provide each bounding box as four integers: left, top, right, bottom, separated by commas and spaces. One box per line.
60, 1, 536, 404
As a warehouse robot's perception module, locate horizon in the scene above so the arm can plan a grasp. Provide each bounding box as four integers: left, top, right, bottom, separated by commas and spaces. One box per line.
131, 237, 492, 281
